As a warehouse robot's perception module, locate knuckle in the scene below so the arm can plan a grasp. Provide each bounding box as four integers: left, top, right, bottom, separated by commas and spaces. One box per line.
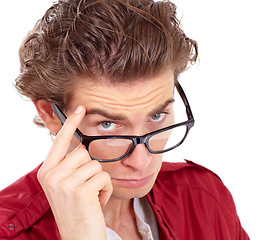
72, 146, 91, 162
94, 171, 112, 189
99, 171, 111, 181
88, 160, 102, 172
43, 174, 55, 190
43, 170, 61, 191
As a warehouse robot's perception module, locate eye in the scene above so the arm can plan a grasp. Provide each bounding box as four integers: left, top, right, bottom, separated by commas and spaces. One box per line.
99, 121, 116, 131
150, 113, 165, 122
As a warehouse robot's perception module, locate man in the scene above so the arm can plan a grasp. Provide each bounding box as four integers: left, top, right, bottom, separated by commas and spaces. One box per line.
0, 0, 249, 239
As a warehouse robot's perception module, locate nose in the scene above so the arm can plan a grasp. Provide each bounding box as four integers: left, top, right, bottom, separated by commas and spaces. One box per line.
121, 143, 152, 171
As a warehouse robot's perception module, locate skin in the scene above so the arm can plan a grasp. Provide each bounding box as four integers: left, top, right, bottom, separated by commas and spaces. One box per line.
35, 69, 175, 240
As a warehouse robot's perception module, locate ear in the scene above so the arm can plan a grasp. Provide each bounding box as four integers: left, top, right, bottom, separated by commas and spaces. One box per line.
33, 100, 62, 134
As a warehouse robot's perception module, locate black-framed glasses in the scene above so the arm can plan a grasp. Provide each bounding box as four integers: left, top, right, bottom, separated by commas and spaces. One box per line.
51, 81, 194, 162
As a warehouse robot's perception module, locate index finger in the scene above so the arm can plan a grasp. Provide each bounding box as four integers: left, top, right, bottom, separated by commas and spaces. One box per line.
44, 105, 86, 170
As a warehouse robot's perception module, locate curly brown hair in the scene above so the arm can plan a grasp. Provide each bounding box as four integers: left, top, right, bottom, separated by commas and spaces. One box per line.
15, 0, 198, 126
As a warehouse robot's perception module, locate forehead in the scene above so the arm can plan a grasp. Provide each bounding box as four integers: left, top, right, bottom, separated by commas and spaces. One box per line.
68, 69, 175, 113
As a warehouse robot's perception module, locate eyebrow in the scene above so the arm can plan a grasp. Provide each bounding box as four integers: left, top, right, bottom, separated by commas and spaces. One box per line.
85, 108, 125, 121
85, 98, 175, 121
148, 98, 175, 116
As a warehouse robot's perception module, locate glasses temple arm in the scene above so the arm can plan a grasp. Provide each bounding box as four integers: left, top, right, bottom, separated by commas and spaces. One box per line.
51, 103, 83, 142
175, 81, 194, 120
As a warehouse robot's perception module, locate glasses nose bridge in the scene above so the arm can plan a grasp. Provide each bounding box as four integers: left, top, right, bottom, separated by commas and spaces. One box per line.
134, 135, 150, 147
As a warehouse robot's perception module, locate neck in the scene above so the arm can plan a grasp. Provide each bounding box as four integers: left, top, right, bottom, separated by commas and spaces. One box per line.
102, 197, 134, 229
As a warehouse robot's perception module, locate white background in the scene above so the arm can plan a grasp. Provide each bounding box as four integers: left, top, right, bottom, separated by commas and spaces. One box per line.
0, 0, 279, 239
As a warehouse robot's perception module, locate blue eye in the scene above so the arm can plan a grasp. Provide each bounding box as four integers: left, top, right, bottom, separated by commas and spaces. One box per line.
99, 122, 116, 130
151, 113, 165, 122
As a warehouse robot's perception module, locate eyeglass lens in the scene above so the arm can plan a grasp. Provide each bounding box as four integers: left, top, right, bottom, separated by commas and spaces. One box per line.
88, 124, 188, 161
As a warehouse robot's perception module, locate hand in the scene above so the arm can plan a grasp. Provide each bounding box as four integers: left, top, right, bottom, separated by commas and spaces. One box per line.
37, 105, 113, 240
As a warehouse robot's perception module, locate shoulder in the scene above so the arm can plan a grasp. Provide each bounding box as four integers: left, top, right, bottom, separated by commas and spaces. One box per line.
156, 160, 236, 210
159, 160, 222, 187
159, 160, 221, 181
148, 160, 249, 239
153, 161, 238, 232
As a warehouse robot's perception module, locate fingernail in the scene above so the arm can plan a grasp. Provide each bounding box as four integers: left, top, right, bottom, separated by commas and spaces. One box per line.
75, 105, 83, 114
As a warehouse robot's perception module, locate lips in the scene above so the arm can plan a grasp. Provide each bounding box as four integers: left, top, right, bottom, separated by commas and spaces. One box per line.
112, 173, 155, 188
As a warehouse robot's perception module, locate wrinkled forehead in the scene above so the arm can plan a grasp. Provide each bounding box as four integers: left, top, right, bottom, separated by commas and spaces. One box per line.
67, 69, 176, 114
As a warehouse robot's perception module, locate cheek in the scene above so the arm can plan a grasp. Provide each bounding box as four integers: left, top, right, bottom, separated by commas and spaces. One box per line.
151, 154, 164, 174
100, 162, 118, 177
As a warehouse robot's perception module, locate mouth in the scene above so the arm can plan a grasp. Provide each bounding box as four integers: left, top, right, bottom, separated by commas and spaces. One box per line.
112, 173, 155, 188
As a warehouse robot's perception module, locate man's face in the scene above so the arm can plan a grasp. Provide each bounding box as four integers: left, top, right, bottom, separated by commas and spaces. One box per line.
65, 69, 175, 200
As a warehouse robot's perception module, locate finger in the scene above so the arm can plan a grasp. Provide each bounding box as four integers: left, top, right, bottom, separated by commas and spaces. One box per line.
42, 105, 86, 174
57, 144, 91, 172
51, 105, 85, 158
67, 159, 103, 185
43, 144, 91, 184
78, 171, 113, 206
54, 160, 103, 196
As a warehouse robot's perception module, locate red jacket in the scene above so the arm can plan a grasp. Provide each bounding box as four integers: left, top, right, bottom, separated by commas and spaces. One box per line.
0, 160, 249, 239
